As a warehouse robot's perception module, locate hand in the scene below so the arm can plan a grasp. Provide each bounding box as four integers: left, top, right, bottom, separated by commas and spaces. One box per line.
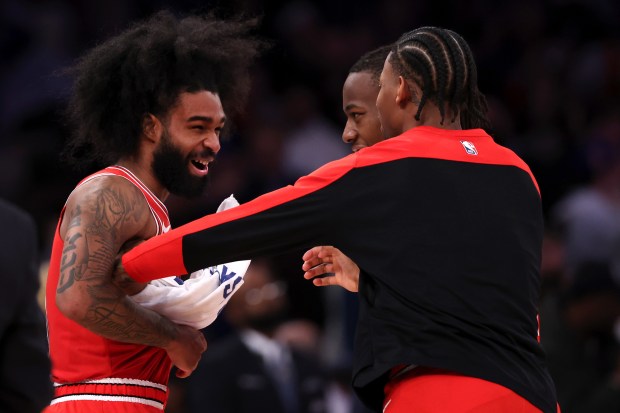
302, 246, 360, 292
164, 324, 208, 378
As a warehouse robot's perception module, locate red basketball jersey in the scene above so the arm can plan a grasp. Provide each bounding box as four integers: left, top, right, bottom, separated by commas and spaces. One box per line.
46, 166, 172, 386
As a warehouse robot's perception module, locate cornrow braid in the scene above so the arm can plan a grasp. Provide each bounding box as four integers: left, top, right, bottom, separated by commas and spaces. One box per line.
389, 26, 491, 130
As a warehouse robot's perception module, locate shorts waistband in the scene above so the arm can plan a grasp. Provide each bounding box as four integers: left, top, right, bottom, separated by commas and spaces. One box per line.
52, 378, 168, 410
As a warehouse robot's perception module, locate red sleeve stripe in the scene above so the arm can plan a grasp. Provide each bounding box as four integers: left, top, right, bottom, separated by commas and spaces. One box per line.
122, 155, 358, 281
123, 127, 540, 282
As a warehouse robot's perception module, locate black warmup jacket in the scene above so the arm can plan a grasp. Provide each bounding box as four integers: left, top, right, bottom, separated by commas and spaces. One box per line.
123, 126, 557, 412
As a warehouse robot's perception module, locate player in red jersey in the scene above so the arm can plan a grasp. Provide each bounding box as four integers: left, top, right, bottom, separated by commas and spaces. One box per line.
118, 27, 560, 412
45, 11, 262, 412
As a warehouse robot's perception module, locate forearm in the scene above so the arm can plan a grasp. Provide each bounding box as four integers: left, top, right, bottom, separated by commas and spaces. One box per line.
61, 281, 179, 348
123, 178, 347, 282
57, 180, 181, 348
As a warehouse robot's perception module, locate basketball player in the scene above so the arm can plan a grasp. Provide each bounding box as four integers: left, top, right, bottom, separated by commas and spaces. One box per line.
118, 27, 559, 412
45, 11, 262, 412
342, 45, 391, 152
303, 44, 391, 292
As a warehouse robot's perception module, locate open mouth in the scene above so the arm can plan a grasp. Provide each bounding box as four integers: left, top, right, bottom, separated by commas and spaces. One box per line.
190, 159, 209, 176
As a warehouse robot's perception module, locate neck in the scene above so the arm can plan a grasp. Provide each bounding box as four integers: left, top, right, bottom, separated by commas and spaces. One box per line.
115, 159, 169, 202
402, 101, 462, 132
403, 117, 462, 131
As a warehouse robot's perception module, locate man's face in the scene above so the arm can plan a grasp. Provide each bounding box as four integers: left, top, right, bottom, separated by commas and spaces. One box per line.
342, 71, 384, 152
376, 54, 403, 139
152, 90, 225, 198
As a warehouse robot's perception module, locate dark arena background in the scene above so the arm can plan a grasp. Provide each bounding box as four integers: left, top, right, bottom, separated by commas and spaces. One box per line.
1, 1, 618, 412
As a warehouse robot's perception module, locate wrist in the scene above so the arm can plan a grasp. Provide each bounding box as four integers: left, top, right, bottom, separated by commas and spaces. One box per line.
161, 324, 181, 350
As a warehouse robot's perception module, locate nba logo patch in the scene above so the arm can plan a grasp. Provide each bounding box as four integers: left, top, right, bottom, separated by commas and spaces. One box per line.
460, 140, 478, 155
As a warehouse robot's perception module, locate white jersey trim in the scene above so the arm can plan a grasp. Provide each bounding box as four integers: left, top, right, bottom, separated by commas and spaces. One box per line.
74, 167, 170, 235
50, 394, 163, 410
110, 165, 169, 215
54, 377, 168, 392
76, 172, 164, 234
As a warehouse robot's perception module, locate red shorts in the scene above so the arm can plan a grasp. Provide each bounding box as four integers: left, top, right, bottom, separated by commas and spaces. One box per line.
383, 367, 559, 413
43, 379, 168, 413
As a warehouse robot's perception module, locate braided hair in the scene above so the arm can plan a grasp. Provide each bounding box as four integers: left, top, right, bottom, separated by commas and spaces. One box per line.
389, 27, 491, 130
63, 10, 265, 172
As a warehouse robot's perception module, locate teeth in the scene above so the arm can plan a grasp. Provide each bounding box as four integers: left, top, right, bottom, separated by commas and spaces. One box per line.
191, 159, 208, 170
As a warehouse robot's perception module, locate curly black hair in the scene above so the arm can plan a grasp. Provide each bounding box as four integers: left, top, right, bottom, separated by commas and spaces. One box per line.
63, 10, 265, 171
389, 27, 491, 130
349, 44, 392, 83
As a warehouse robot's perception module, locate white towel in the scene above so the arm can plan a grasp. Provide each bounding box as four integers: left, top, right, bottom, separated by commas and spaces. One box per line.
130, 195, 250, 329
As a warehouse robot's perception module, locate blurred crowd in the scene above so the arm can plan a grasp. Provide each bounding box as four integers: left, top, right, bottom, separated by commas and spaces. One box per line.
0, 0, 619, 412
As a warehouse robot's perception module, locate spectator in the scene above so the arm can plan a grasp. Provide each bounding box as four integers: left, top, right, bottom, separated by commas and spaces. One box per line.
186, 259, 327, 413
0, 199, 53, 413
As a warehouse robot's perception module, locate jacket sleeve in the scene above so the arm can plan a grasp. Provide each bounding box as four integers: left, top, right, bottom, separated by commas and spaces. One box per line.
122, 155, 358, 282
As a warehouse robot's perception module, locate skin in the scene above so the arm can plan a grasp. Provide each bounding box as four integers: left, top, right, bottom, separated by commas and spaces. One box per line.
376, 53, 461, 137
56, 90, 224, 378
302, 246, 361, 292
303, 53, 462, 292
303, 70, 384, 292
341, 71, 384, 152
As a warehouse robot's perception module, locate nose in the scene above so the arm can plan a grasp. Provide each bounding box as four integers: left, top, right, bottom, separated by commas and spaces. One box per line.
342, 121, 357, 144
203, 132, 221, 154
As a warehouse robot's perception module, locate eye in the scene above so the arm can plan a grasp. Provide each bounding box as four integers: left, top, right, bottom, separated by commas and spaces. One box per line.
352, 112, 363, 120
191, 125, 205, 131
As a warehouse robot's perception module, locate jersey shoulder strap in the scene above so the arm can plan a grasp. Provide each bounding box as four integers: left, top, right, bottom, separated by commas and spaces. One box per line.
75, 165, 171, 235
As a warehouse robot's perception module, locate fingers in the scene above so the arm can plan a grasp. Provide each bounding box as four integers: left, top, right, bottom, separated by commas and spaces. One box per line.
302, 245, 336, 261
312, 275, 338, 288
302, 256, 327, 272
303, 263, 334, 279
302, 246, 323, 261
302, 245, 336, 272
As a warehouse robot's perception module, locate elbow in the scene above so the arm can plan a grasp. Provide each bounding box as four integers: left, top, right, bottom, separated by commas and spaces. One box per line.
55, 290, 87, 323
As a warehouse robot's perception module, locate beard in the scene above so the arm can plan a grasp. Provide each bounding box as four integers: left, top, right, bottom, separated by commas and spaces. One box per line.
152, 128, 213, 198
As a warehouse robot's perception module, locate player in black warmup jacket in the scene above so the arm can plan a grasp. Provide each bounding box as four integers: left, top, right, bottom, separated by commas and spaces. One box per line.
120, 27, 559, 413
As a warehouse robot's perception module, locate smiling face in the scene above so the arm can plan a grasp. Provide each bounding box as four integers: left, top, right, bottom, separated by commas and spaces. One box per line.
152, 90, 226, 198
341, 72, 384, 152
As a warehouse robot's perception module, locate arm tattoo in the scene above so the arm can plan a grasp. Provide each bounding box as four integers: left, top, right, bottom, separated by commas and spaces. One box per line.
58, 185, 176, 347
57, 206, 83, 293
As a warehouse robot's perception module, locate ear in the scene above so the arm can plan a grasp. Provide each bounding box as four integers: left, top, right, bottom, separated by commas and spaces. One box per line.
142, 113, 163, 144
396, 76, 421, 108
396, 76, 410, 107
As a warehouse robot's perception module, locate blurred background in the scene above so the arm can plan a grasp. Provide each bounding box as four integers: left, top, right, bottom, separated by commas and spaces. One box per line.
1, 0, 619, 412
